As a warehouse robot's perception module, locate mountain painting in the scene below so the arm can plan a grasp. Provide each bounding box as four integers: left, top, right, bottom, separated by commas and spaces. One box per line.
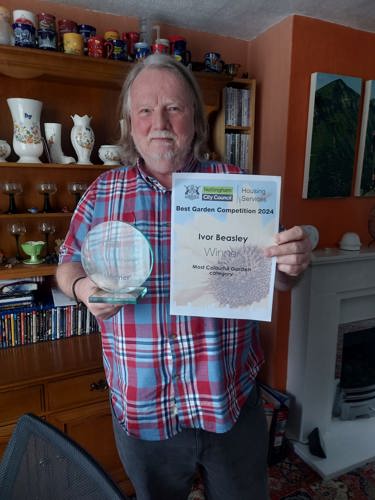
302, 72, 362, 199
354, 80, 375, 196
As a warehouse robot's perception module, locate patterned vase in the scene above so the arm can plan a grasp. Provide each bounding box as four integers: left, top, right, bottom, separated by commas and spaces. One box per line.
7, 98, 43, 163
44, 123, 75, 164
70, 114, 94, 165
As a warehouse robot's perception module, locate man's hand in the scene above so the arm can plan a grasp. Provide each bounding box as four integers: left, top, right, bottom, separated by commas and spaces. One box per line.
74, 276, 122, 320
264, 226, 312, 290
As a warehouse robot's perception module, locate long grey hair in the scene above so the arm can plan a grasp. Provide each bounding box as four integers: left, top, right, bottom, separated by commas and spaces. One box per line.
118, 54, 208, 164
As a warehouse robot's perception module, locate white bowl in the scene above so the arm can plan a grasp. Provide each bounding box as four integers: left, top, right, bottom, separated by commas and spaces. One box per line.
339, 232, 361, 251
98, 145, 123, 165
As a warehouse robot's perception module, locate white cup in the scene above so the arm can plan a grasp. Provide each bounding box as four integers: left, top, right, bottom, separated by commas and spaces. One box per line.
12, 9, 37, 28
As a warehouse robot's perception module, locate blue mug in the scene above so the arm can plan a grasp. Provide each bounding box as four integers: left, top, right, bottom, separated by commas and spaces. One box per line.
111, 39, 127, 61
13, 22, 36, 48
134, 42, 150, 61
78, 24, 96, 55
204, 52, 224, 73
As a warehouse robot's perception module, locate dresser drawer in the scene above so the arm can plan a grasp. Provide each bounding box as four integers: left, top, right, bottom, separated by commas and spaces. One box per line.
46, 370, 108, 411
0, 385, 43, 424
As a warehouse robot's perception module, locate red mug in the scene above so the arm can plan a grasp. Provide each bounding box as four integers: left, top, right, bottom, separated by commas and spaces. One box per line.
123, 31, 139, 59
151, 42, 169, 54
87, 35, 104, 58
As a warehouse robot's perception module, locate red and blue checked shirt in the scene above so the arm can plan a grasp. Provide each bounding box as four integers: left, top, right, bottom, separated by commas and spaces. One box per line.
59, 159, 264, 440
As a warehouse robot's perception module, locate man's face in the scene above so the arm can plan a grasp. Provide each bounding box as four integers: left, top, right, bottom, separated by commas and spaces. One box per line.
129, 68, 195, 179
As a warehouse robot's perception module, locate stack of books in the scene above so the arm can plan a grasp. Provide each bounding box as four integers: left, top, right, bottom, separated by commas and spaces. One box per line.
0, 280, 39, 312
259, 383, 290, 465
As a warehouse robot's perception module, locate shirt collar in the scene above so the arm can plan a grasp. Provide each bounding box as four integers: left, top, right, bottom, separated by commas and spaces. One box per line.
136, 156, 200, 191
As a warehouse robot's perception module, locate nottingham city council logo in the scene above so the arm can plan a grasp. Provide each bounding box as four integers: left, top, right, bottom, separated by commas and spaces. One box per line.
184, 185, 200, 200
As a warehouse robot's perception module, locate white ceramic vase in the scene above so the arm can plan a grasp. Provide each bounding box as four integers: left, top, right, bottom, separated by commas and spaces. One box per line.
0, 139, 11, 162
70, 114, 94, 165
7, 98, 44, 163
44, 123, 75, 164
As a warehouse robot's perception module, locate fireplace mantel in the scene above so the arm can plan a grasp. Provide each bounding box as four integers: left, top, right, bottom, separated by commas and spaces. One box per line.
286, 247, 375, 478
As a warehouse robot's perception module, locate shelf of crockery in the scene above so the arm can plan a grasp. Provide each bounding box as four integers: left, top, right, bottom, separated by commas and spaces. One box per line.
0, 163, 110, 274
0, 45, 231, 106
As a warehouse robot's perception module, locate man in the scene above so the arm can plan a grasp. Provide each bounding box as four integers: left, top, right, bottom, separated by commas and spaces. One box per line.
56, 54, 311, 500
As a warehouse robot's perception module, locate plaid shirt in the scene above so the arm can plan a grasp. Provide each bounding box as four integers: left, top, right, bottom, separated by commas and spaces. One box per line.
59, 159, 264, 440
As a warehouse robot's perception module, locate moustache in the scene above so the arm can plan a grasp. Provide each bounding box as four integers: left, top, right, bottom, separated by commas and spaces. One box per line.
148, 131, 176, 140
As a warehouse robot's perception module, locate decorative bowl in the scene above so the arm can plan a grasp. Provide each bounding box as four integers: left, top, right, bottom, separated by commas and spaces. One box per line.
21, 240, 45, 264
98, 145, 123, 165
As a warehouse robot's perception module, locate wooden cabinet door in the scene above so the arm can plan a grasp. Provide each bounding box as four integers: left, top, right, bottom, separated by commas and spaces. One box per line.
48, 400, 135, 496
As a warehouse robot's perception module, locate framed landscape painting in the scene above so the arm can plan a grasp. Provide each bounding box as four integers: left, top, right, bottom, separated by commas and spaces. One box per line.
354, 80, 375, 196
302, 72, 362, 199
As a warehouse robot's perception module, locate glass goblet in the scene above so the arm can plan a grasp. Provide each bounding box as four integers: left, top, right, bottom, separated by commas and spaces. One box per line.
39, 222, 56, 255
38, 182, 57, 213
2, 182, 23, 214
7, 222, 26, 260
68, 182, 88, 209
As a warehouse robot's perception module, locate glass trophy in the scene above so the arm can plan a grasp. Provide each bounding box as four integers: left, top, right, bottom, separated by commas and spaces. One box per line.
81, 221, 153, 304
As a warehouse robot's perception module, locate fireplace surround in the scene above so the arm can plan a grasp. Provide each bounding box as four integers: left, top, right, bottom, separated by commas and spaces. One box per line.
286, 247, 375, 478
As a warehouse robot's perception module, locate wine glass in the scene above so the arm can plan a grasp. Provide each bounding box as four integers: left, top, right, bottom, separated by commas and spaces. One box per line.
68, 182, 88, 209
37, 182, 57, 212
1, 182, 23, 214
39, 222, 56, 255
7, 222, 26, 260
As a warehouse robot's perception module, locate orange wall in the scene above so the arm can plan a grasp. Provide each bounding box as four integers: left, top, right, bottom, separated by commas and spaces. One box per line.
248, 15, 375, 388
247, 18, 294, 388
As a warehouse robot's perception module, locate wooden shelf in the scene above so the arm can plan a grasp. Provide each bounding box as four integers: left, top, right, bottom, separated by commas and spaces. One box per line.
0, 162, 110, 170
0, 213, 72, 219
0, 263, 57, 280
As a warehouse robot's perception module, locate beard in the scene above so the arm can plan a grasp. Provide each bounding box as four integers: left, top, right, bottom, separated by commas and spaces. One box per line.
135, 130, 192, 168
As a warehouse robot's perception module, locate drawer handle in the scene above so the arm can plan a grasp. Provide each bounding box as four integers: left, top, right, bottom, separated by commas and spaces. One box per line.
90, 379, 108, 391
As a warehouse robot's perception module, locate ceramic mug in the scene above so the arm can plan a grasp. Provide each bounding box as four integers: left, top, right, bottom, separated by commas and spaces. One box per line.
12, 22, 36, 47
87, 35, 104, 58
78, 24, 96, 55
151, 42, 169, 54
173, 48, 191, 65
63, 32, 84, 56
104, 29, 119, 41
13, 9, 36, 28
168, 35, 185, 54
37, 12, 56, 31
123, 31, 139, 60
134, 41, 150, 60
57, 18, 77, 51
110, 39, 127, 60
204, 52, 224, 72
37, 28, 57, 50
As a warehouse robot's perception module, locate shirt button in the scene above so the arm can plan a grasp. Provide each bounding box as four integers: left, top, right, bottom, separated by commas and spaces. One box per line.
172, 404, 178, 416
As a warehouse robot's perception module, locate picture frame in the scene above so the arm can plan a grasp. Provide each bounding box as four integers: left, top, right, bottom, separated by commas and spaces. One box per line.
302, 72, 362, 199
354, 80, 375, 197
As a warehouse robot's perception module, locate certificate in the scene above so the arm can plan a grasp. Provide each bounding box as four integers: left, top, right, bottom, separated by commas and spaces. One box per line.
170, 172, 281, 321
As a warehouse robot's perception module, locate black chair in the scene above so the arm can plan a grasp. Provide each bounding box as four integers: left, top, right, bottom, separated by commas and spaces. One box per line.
0, 413, 127, 499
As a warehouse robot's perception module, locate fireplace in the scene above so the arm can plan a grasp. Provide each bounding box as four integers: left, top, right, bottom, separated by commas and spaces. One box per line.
334, 319, 375, 421
286, 247, 375, 478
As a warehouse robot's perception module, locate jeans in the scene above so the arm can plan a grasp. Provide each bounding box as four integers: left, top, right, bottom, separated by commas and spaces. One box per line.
111, 385, 269, 500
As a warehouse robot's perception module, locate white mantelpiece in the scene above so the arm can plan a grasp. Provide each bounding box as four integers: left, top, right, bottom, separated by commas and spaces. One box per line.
286, 247, 375, 478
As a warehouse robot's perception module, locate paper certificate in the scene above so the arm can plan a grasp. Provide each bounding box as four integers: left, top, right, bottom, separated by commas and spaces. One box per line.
170, 172, 281, 321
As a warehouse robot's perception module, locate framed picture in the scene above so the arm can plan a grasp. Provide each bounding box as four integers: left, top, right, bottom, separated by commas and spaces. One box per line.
302, 72, 362, 199
354, 80, 375, 196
